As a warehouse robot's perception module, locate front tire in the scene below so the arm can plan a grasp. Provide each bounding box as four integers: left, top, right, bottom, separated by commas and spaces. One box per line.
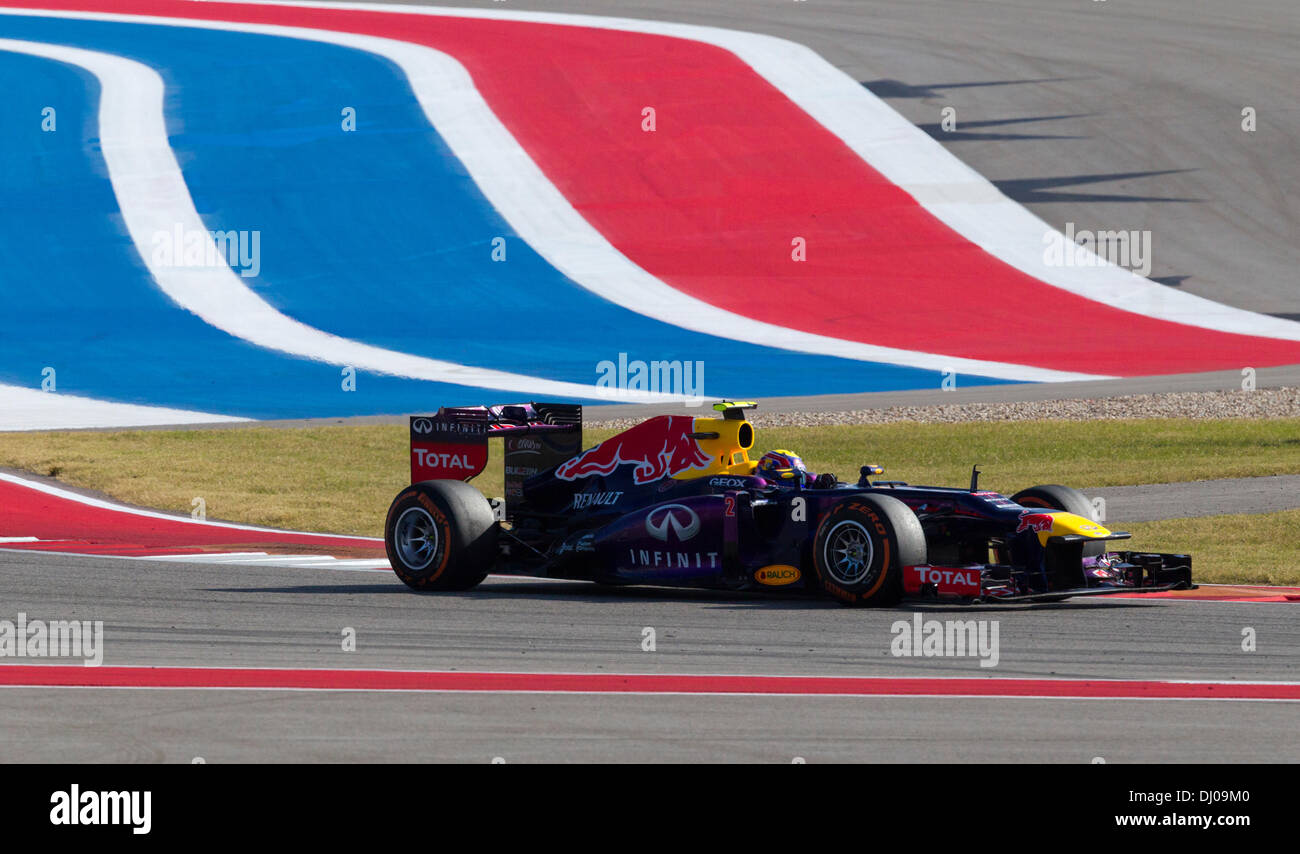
385, 480, 498, 591
812, 494, 926, 606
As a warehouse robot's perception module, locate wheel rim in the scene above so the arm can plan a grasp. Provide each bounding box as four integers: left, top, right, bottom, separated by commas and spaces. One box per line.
823, 520, 875, 586
394, 506, 440, 570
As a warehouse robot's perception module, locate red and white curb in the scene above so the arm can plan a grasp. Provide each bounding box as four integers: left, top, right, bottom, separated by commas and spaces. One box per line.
0, 665, 1296, 701
0, 470, 385, 561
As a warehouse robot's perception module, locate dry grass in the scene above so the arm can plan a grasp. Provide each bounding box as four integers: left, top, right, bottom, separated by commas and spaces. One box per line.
1125, 511, 1300, 586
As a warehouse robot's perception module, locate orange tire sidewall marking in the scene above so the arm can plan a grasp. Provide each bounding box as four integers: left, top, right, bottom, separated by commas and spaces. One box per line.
855, 506, 891, 601
815, 501, 893, 602
386, 490, 419, 532
415, 492, 452, 581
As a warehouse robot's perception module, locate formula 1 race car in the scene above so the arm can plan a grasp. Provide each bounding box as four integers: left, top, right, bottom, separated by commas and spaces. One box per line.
383, 401, 1193, 605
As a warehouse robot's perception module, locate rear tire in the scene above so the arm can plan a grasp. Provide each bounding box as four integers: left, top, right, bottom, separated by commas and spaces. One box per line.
385, 480, 498, 591
1011, 484, 1103, 558
812, 494, 926, 606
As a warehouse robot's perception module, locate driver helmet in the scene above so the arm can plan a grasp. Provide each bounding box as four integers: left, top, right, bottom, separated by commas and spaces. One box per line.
757, 450, 810, 485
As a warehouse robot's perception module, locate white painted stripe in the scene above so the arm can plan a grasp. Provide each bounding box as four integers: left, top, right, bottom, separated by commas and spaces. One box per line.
239, 1, 1300, 343
0, 8, 1104, 384
0, 661, 1293, 700
0, 35, 685, 405
12, 661, 1297, 685
177, 554, 301, 563
0, 382, 248, 431
140, 552, 272, 560
0, 470, 382, 541
0, 545, 393, 572
0, 536, 40, 543
138, 551, 393, 568
186, 555, 351, 564
305, 558, 391, 568
4, 681, 1293, 701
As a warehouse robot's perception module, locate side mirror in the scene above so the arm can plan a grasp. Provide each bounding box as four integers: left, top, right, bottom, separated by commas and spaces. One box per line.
858, 464, 884, 487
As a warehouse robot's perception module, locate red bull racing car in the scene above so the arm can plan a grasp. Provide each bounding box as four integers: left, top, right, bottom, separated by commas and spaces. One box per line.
383, 401, 1192, 605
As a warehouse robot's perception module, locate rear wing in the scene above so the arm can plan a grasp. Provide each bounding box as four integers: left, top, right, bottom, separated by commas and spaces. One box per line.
409, 403, 582, 511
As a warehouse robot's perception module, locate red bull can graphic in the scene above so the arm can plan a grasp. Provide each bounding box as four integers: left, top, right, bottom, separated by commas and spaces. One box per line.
556, 415, 713, 484
1015, 511, 1056, 535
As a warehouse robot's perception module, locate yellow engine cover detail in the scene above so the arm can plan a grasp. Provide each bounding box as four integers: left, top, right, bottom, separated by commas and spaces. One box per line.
671, 416, 756, 478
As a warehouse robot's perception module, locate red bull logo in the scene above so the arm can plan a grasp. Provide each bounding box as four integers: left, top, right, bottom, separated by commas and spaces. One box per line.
1015, 511, 1056, 534
556, 415, 713, 484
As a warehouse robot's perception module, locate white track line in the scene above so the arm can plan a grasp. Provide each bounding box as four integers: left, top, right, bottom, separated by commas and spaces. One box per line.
0, 34, 685, 404
0, 547, 394, 572
2, 7, 1104, 383
241, 1, 1300, 343
0, 663, 1294, 700
0, 382, 248, 431
137, 552, 392, 569
2, 685, 1294, 701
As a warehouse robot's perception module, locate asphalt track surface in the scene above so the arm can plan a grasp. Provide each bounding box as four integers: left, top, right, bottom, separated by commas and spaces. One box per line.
2, 549, 1298, 762
1090, 475, 1300, 522
6, 1, 1299, 763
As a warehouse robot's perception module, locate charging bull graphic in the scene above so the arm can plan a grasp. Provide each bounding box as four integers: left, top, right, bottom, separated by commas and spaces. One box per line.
556, 415, 713, 484
1015, 511, 1056, 535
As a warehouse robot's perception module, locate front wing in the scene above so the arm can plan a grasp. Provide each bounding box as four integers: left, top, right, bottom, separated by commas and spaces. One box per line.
904, 551, 1193, 604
